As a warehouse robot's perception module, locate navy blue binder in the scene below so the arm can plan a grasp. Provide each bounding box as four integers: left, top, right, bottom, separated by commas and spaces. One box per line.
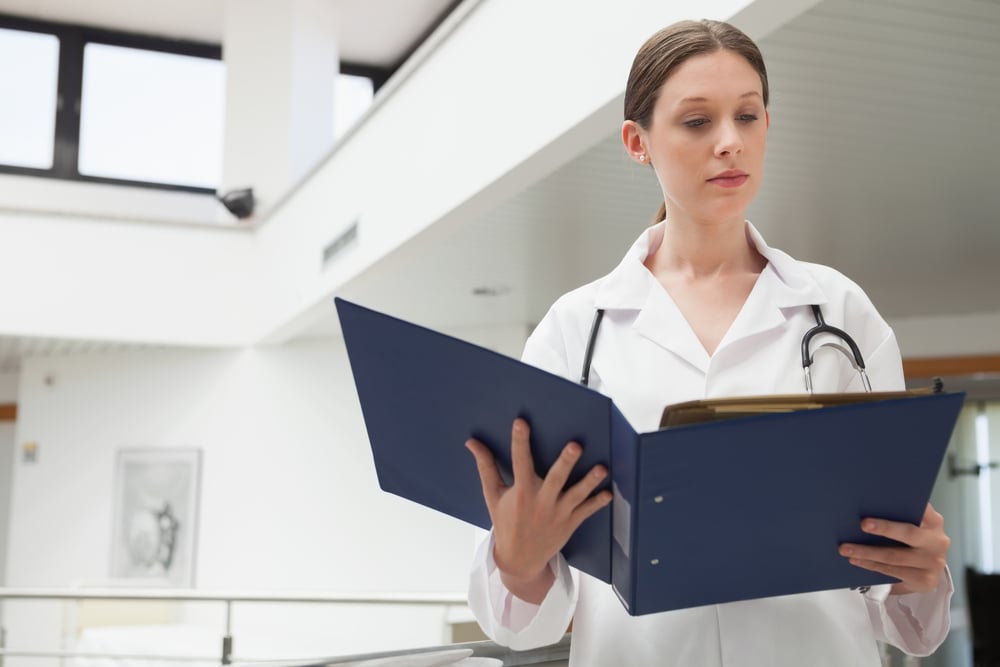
335, 298, 964, 615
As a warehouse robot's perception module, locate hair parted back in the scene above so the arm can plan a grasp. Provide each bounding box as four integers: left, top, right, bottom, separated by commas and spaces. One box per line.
624, 20, 769, 223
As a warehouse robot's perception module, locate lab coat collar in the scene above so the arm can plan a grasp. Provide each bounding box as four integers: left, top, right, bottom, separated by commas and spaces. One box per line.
594, 220, 827, 310
592, 220, 828, 371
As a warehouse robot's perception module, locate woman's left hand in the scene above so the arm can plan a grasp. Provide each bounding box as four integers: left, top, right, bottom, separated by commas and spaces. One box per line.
839, 503, 950, 595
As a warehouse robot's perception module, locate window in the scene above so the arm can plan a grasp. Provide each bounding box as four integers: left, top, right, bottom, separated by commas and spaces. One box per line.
0, 15, 224, 193
78, 43, 225, 188
0, 14, 384, 194
0, 27, 60, 169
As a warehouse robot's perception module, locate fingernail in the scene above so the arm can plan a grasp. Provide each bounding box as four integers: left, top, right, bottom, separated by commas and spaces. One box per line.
566, 443, 581, 456
513, 420, 525, 434
592, 465, 607, 478
840, 546, 853, 556
863, 520, 877, 531
850, 558, 861, 566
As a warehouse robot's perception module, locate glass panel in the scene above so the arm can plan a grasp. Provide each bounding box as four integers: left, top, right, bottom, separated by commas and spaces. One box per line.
983, 403, 1000, 569
0, 28, 60, 169
333, 74, 374, 140
78, 43, 225, 188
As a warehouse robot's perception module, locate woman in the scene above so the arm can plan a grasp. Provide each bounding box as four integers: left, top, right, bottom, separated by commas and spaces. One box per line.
464, 19, 952, 666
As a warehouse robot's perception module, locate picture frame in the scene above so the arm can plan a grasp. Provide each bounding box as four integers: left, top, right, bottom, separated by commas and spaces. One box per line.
110, 448, 202, 587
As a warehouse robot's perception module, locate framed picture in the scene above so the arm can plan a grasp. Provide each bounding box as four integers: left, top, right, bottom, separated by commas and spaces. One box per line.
110, 449, 201, 587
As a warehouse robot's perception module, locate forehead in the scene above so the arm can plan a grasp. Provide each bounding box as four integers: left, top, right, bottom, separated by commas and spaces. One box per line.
657, 50, 762, 107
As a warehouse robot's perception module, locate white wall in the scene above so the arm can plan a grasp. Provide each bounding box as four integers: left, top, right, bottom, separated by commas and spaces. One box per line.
0, 0, 830, 349
254, 0, 829, 343
0, 207, 256, 346
2, 324, 526, 662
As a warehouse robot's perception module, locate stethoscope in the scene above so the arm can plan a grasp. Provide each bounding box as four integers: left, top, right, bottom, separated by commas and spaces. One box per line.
579, 304, 872, 393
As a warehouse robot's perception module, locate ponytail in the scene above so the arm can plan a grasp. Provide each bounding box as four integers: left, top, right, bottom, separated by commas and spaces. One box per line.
652, 202, 666, 225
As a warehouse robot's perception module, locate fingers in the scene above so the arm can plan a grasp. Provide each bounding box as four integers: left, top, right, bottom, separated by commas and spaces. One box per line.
510, 418, 537, 482
921, 503, 945, 530
841, 504, 951, 595
842, 552, 944, 592
858, 517, 921, 548
539, 441, 583, 500
465, 438, 504, 506
859, 513, 950, 552
502, 418, 611, 519
559, 462, 609, 509
839, 543, 940, 571
570, 488, 614, 527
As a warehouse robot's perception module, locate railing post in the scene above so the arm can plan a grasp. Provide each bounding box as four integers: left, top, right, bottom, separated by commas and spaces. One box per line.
1, 624, 6, 667
221, 599, 233, 665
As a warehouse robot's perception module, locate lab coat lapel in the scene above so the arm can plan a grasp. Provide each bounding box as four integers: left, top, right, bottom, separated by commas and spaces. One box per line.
592, 220, 828, 373
633, 287, 712, 373
715, 223, 829, 352
594, 223, 712, 373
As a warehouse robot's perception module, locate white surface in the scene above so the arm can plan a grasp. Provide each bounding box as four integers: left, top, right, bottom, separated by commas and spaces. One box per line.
0, 207, 256, 345
70, 624, 220, 667
3, 330, 524, 661
0, 0, 997, 358
0, 422, 14, 591
0, 27, 59, 169
221, 0, 338, 210
233, 649, 502, 667
78, 44, 225, 188
0, 0, 455, 66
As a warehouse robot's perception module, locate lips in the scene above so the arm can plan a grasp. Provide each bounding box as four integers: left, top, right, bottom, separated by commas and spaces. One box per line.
708, 170, 749, 188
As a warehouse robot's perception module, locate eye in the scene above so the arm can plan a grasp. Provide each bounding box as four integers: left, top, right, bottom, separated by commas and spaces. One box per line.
684, 118, 708, 128
738, 114, 759, 123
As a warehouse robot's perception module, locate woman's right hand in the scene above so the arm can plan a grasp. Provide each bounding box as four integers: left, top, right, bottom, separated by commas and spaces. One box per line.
465, 417, 613, 604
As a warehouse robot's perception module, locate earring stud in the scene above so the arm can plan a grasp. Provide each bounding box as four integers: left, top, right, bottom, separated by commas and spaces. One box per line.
639, 154, 646, 162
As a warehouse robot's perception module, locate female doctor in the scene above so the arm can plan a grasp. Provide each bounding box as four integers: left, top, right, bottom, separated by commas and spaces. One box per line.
464, 19, 953, 667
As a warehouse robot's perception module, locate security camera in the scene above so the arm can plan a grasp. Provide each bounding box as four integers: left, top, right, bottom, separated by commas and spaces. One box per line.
217, 187, 255, 220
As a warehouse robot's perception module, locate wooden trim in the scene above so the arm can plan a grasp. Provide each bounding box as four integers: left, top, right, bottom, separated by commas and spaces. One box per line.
0, 403, 16, 421
903, 355, 1000, 379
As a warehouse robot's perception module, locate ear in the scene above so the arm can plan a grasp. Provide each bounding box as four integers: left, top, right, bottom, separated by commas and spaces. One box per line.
621, 120, 647, 164
765, 109, 771, 130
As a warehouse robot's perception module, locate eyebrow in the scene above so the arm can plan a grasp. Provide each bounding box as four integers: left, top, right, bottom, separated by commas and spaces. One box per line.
678, 91, 762, 104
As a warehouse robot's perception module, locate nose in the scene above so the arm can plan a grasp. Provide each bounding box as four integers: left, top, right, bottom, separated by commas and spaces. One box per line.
714, 120, 743, 157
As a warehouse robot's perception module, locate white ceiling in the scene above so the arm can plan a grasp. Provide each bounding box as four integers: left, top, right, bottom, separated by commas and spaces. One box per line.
0, 0, 457, 66
320, 0, 1000, 339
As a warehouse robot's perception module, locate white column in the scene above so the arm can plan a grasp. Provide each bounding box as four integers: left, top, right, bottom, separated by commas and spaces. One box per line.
221, 0, 339, 214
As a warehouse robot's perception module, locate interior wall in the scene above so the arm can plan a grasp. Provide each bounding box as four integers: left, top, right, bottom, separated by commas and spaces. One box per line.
2, 325, 526, 664
0, 371, 18, 598
890, 312, 1000, 359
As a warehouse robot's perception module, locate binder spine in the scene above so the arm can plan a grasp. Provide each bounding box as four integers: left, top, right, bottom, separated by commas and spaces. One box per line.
609, 405, 640, 613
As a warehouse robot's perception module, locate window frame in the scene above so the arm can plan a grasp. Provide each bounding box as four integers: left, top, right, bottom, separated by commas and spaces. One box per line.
0, 13, 385, 195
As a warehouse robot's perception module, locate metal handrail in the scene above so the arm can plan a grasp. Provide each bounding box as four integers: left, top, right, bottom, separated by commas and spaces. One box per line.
0, 588, 467, 604
0, 587, 471, 666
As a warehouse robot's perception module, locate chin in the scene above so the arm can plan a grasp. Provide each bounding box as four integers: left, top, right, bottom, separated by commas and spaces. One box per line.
702, 202, 751, 223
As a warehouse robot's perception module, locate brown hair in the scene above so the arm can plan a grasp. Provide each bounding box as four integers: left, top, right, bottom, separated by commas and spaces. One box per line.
624, 20, 769, 223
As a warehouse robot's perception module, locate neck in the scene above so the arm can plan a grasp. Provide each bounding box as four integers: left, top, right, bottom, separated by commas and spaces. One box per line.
648, 208, 761, 279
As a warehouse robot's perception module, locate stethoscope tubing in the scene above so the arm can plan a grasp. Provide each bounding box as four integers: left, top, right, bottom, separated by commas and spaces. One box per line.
580, 305, 872, 393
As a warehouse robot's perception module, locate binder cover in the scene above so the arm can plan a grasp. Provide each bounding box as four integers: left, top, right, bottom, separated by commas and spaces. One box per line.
335, 298, 964, 615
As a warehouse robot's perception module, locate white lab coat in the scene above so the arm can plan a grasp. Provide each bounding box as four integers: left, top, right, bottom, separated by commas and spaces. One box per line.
468, 221, 953, 667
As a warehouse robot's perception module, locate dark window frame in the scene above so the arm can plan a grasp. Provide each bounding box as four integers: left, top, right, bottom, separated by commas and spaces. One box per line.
0, 13, 386, 195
